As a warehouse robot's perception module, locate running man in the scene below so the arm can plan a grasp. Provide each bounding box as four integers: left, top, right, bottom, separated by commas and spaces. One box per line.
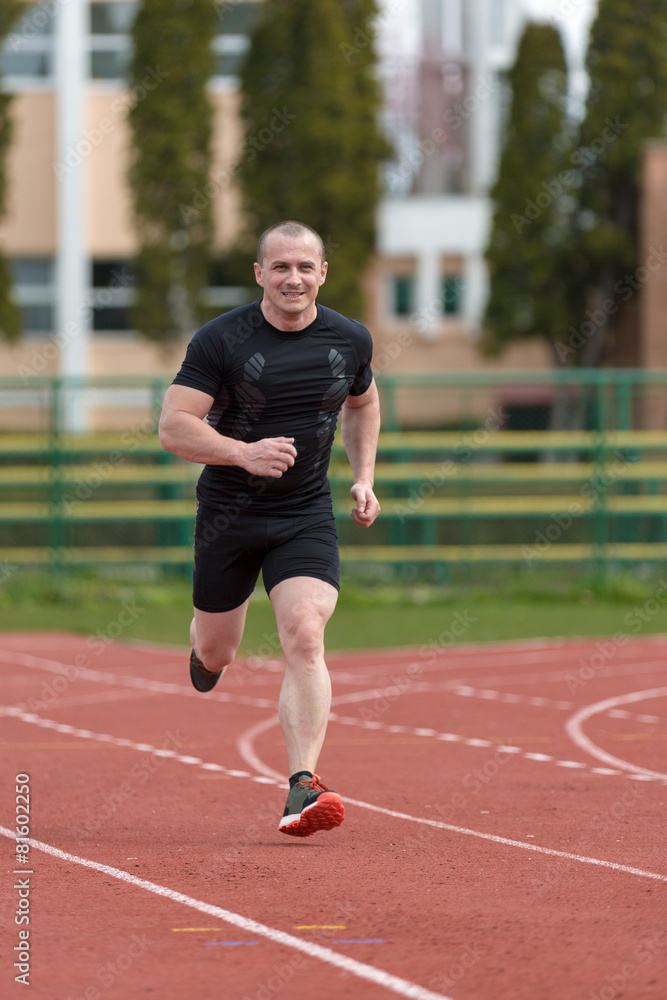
159, 221, 381, 836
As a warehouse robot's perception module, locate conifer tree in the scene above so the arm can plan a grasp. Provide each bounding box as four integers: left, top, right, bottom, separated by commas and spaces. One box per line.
483, 22, 575, 363
237, 0, 390, 318
0, 0, 26, 341
573, 0, 667, 366
128, 0, 216, 343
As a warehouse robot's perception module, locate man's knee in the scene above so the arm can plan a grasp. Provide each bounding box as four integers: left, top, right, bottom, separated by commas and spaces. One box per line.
196, 636, 238, 672
279, 616, 325, 662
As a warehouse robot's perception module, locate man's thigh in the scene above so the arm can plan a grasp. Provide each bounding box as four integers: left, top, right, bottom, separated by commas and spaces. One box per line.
193, 598, 251, 662
261, 511, 340, 598
193, 502, 264, 613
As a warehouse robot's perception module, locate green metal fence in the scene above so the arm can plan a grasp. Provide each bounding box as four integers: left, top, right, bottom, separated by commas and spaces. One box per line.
1, 371, 666, 581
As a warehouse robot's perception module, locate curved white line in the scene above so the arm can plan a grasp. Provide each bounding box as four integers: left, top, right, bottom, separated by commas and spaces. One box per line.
565, 687, 667, 781
235, 707, 667, 883
236, 714, 285, 784
0, 826, 454, 1000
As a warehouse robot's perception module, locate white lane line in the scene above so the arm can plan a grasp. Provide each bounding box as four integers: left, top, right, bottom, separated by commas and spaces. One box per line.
341, 798, 667, 882
0, 708, 275, 787
453, 687, 660, 723
459, 660, 667, 688
6, 706, 666, 886
8, 689, 160, 711
329, 638, 667, 671
235, 720, 667, 884
565, 688, 667, 781
0, 826, 453, 1000
0, 650, 277, 711
325, 710, 664, 783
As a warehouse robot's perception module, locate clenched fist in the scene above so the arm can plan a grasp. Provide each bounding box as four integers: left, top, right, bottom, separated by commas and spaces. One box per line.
240, 436, 297, 478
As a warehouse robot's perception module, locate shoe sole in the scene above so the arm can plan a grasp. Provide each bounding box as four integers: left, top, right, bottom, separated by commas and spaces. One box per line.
189, 651, 224, 693
278, 791, 345, 837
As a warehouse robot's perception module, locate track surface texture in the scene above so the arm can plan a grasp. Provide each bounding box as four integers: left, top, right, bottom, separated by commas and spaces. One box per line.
1, 630, 666, 1000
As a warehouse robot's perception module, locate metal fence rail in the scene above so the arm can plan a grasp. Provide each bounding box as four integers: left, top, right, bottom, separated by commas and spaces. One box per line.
1, 372, 666, 580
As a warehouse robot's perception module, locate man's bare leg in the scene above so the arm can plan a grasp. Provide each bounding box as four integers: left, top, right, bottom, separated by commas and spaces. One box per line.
269, 576, 338, 774
190, 597, 251, 674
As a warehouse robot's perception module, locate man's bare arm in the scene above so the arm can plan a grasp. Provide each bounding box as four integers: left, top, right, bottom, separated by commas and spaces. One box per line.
159, 384, 297, 479
340, 378, 381, 527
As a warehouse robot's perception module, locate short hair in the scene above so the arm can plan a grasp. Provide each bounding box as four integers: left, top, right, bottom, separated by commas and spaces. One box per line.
256, 221, 326, 266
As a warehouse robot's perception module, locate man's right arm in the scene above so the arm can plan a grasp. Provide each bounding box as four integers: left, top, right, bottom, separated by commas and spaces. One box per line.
159, 384, 297, 479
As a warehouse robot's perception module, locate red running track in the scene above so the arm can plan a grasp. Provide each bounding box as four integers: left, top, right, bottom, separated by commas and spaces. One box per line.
1, 630, 666, 1000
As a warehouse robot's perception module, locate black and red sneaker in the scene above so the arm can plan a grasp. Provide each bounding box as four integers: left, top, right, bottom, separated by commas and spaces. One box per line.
278, 773, 344, 837
189, 649, 224, 693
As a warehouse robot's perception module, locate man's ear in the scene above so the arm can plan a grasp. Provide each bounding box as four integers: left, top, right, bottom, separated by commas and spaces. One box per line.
319, 261, 328, 285
253, 262, 263, 286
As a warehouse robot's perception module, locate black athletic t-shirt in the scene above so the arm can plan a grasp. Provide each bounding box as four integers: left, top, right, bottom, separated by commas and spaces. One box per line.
172, 301, 373, 513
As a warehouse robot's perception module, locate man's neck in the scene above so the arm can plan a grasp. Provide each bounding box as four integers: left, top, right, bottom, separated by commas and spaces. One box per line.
260, 299, 318, 332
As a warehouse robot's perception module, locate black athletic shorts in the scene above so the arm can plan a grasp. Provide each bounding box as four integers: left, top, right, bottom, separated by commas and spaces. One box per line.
192, 502, 340, 613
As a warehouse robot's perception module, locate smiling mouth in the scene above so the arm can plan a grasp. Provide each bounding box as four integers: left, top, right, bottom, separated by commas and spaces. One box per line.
282, 290, 304, 298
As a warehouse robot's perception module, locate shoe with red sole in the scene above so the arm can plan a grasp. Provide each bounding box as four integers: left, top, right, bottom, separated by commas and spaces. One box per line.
278, 773, 344, 837
189, 649, 224, 692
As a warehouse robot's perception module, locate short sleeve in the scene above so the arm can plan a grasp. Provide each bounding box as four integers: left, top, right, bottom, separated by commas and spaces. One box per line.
348, 322, 373, 396
172, 322, 225, 399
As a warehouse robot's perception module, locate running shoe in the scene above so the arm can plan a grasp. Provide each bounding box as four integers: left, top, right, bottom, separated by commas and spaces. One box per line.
278, 773, 344, 837
189, 648, 224, 692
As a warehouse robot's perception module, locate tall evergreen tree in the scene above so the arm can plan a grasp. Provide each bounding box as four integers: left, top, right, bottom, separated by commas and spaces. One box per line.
0, 0, 26, 341
483, 22, 575, 364
237, 0, 390, 318
573, 0, 667, 366
128, 0, 216, 343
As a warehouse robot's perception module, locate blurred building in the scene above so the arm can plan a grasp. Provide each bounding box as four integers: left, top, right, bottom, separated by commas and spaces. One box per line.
1, 0, 664, 430
370, 0, 555, 404
0, 0, 261, 401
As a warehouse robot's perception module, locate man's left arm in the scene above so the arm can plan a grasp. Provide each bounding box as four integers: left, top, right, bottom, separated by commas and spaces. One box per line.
340, 377, 381, 528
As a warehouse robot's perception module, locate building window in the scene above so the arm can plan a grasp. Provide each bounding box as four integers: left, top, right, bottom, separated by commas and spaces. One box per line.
90, 1, 136, 80
0, 4, 55, 82
11, 257, 54, 333
0, 2, 264, 84
390, 275, 414, 317
442, 274, 462, 316
91, 259, 135, 331
212, 1, 263, 79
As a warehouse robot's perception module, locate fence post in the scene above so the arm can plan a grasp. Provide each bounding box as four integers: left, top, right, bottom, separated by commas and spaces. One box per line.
48, 377, 66, 588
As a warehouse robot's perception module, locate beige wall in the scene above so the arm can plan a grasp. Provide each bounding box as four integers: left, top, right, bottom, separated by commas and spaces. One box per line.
4, 92, 56, 253
639, 143, 667, 428
86, 88, 244, 256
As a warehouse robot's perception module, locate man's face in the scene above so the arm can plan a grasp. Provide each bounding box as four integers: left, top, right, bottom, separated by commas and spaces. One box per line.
254, 231, 328, 327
